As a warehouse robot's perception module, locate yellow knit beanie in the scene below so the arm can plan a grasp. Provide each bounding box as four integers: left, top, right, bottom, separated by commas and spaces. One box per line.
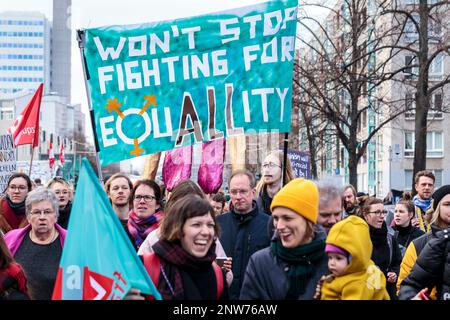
270, 178, 319, 223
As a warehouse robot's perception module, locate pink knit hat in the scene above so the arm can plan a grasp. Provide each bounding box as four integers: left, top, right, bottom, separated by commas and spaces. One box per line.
325, 244, 350, 258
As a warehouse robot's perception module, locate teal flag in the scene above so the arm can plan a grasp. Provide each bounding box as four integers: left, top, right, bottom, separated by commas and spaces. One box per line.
52, 158, 161, 300
82, 0, 298, 166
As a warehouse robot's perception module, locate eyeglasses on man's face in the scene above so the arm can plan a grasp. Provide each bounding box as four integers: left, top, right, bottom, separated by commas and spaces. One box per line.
134, 195, 156, 202
9, 185, 28, 192
369, 210, 388, 216
29, 209, 54, 216
230, 189, 251, 196
262, 162, 281, 169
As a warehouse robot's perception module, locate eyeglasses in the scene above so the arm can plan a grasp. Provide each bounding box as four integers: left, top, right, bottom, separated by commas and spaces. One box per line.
262, 162, 281, 169
368, 210, 388, 216
30, 209, 54, 216
134, 195, 156, 202
230, 189, 251, 196
9, 185, 28, 192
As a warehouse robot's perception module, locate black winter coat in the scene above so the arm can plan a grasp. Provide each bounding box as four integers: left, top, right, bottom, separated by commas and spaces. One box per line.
239, 226, 329, 300
217, 201, 271, 299
399, 227, 450, 300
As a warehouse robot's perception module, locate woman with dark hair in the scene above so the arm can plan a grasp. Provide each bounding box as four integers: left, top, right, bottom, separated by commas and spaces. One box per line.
360, 197, 402, 300
128, 195, 228, 300
138, 180, 209, 255
1, 234, 30, 300
137, 180, 233, 287
127, 179, 163, 249
0, 173, 32, 234
392, 192, 424, 256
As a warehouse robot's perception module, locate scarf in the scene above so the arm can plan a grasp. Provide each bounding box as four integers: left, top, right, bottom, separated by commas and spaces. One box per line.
127, 208, 163, 248
260, 186, 273, 215
57, 202, 72, 229
0, 263, 29, 298
152, 239, 217, 300
369, 222, 390, 273
271, 237, 326, 299
413, 195, 432, 213
2, 195, 27, 230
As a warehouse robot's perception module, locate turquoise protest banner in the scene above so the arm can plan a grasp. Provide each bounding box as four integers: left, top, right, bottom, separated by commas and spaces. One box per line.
82, 0, 298, 166
52, 158, 161, 300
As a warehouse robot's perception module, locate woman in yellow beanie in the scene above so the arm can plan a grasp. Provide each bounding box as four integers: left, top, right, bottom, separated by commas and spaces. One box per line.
240, 178, 329, 299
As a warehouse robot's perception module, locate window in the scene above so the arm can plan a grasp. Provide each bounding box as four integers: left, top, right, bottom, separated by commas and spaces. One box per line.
404, 131, 443, 157
404, 93, 443, 120
404, 55, 416, 78
404, 170, 413, 191
405, 93, 415, 118
405, 15, 419, 42
405, 132, 414, 156
429, 54, 443, 80
433, 170, 443, 188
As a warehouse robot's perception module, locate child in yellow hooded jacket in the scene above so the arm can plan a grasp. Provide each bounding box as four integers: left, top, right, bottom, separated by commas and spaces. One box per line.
319, 215, 390, 300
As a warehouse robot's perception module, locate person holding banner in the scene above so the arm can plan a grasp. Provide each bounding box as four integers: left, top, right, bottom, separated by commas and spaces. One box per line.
256, 150, 295, 216
104, 173, 136, 249
3, 187, 66, 300
46, 177, 73, 229
127, 179, 164, 249
140, 195, 228, 300
0, 173, 33, 234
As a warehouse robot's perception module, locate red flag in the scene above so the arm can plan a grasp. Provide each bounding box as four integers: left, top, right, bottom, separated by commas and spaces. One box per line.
49, 141, 55, 169
59, 141, 65, 165
8, 83, 43, 147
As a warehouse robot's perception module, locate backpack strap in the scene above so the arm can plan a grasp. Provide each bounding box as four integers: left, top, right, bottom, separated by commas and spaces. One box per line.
212, 262, 224, 300
143, 253, 161, 286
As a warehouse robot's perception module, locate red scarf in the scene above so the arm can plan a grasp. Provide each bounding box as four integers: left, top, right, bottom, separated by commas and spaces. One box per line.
152, 239, 217, 300
1, 197, 27, 232
0, 263, 29, 298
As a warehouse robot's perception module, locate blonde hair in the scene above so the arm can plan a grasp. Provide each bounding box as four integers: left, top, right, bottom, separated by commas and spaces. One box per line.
429, 204, 449, 228
256, 150, 295, 194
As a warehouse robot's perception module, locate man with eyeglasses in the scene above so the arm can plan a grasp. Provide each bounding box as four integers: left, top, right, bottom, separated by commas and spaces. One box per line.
255, 150, 294, 216
216, 170, 270, 299
316, 178, 343, 234
0, 173, 32, 234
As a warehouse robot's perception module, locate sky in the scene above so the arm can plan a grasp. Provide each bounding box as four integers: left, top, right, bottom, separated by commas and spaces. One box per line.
0, 0, 327, 170
0, 0, 266, 107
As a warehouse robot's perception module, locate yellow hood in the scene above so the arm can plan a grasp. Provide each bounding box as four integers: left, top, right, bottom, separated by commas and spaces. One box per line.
326, 215, 372, 275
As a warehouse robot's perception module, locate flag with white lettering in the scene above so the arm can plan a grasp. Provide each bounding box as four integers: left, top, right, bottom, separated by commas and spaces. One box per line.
52, 158, 161, 300
81, 0, 298, 166
8, 83, 43, 147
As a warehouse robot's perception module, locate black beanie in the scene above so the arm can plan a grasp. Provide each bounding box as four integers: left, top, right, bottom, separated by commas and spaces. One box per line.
432, 185, 450, 211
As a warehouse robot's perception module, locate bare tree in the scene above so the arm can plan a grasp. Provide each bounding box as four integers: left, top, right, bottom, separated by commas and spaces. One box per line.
381, 0, 450, 192
296, 0, 410, 189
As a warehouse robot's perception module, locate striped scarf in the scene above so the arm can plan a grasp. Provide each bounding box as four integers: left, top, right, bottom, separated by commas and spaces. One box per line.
127, 208, 164, 248
413, 195, 432, 213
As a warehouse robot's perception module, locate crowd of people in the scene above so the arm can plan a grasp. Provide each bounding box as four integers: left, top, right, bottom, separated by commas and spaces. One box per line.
1, 151, 449, 300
